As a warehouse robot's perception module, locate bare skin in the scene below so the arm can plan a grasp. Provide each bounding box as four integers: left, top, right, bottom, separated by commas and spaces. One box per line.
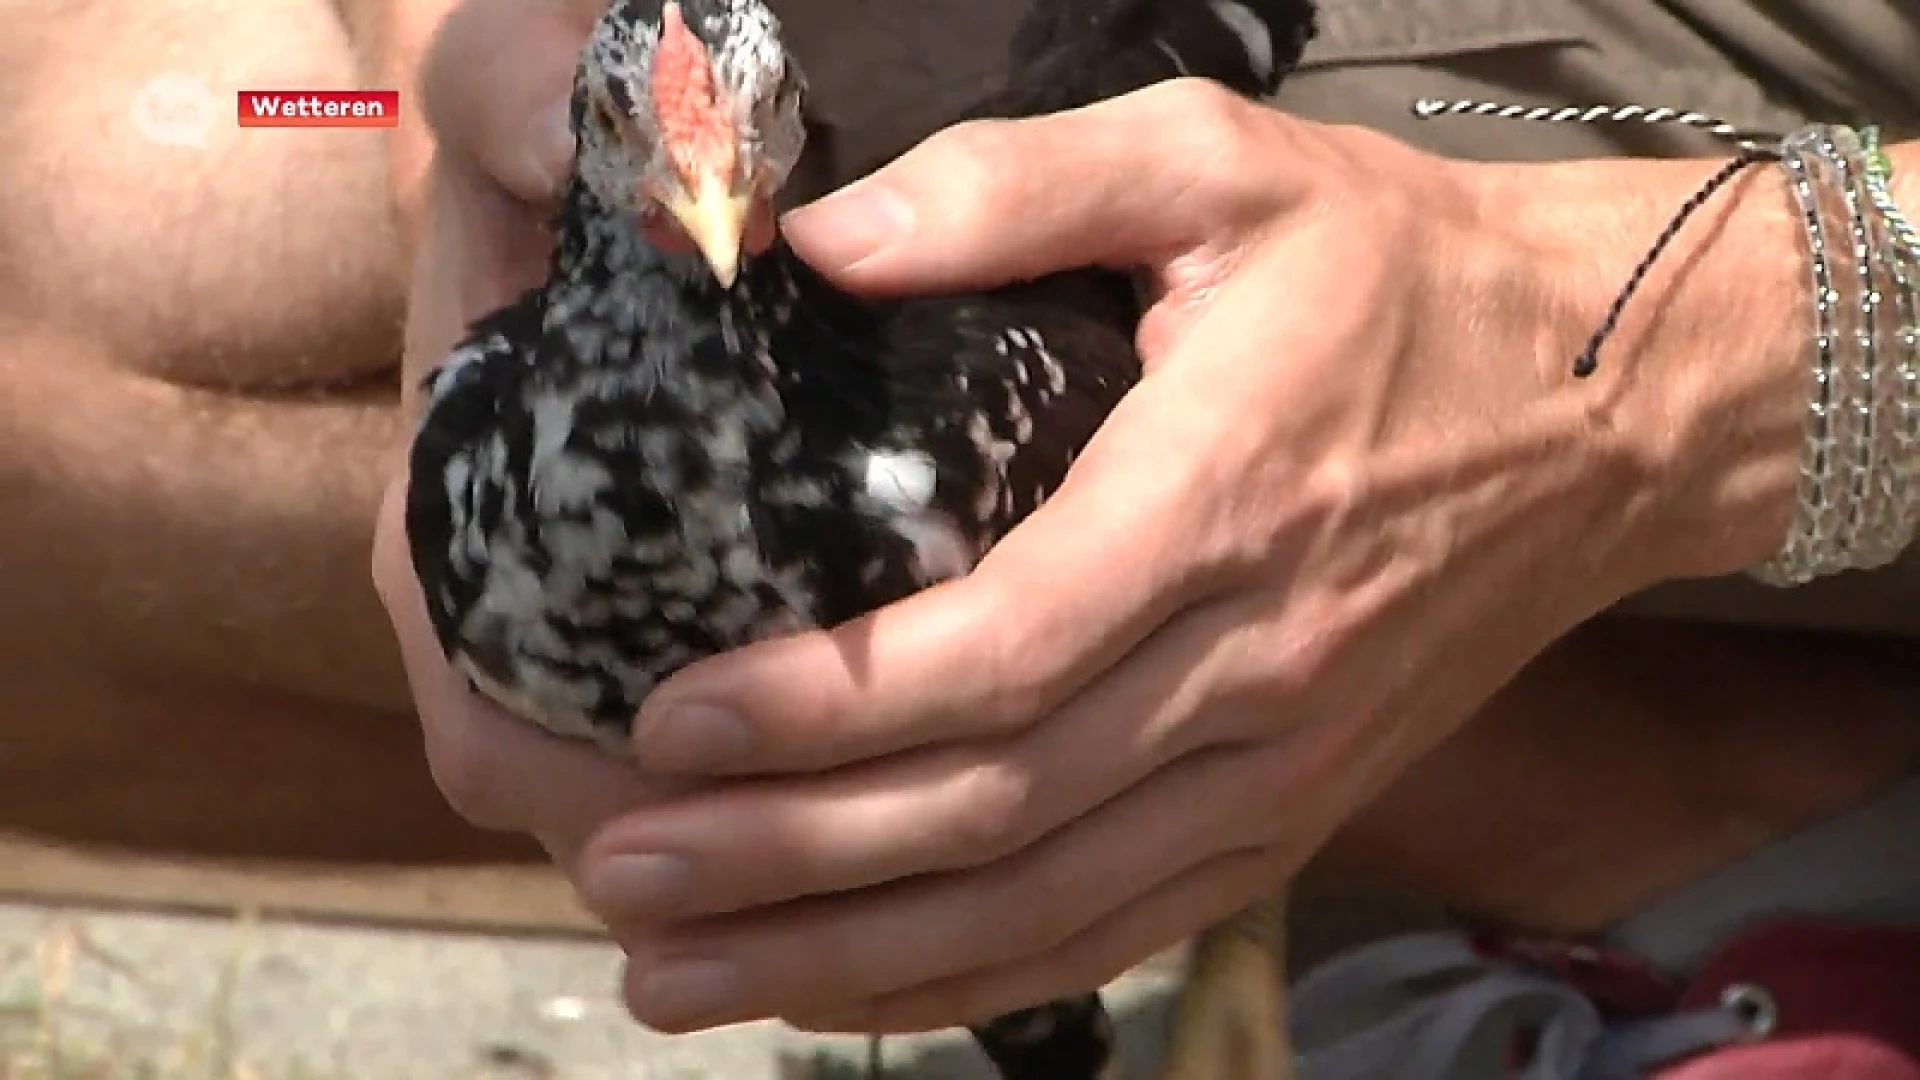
0, 0, 531, 862
1330, 618, 1920, 934
4, 0, 1915, 1001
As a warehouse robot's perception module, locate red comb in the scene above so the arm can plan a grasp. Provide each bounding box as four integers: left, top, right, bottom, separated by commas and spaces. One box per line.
652, 2, 734, 180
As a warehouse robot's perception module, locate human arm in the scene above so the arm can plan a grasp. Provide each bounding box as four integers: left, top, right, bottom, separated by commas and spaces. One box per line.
1478, 138, 1920, 585
556, 103, 1920, 1031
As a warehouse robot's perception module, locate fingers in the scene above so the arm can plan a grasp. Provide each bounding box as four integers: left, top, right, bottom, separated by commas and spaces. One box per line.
792, 850, 1280, 1035
607, 740, 1290, 1031
420, 0, 600, 206
371, 478, 667, 839
585, 584, 1281, 920
584, 742, 1097, 921
630, 391, 1223, 777
781, 78, 1291, 293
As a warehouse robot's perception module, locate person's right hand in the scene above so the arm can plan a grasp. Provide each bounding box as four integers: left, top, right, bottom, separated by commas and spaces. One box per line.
372, 0, 664, 873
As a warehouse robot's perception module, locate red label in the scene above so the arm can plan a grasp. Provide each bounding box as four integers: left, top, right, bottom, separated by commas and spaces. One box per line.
237, 90, 400, 128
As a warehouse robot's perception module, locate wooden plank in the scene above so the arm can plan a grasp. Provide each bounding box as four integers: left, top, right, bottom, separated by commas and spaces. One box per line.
0, 831, 602, 938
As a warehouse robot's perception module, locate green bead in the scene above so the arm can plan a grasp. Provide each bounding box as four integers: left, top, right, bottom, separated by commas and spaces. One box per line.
1862, 125, 1896, 180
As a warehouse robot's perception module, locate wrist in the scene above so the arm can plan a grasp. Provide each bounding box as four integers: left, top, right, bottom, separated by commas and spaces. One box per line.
1466, 152, 1811, 590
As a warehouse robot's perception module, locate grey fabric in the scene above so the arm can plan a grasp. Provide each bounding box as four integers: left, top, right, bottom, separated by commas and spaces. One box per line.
1286, 933, 1751, 1080
1603, 768, 1920, 975
1655, 1, 1920, 135
783, 0, 1919, 164
1285, 767, 1920, 1080
1275, 0, 1825, 160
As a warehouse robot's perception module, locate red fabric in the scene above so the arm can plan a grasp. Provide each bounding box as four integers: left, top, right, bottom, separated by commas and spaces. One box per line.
1655, 920, 1920, 1080
1658, 1037, 1920, 1080
1471, 931, 1681, 1014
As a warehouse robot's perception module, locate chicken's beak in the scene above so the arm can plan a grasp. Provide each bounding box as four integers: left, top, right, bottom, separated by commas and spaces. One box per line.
663, 169, 752, 289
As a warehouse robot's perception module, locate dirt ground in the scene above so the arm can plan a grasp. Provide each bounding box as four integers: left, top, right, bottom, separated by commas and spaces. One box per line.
1, 831, 1446, 1080
0, 898, 1192, 1080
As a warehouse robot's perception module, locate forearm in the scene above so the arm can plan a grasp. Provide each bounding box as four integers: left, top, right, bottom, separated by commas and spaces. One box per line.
1476, 139, 1920, 591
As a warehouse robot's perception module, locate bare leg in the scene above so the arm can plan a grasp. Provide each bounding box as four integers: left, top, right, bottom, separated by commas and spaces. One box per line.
1155, 617, 1920, 1078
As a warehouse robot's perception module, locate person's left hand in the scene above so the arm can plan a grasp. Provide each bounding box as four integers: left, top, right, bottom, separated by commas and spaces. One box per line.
564, 82, 1765, 1036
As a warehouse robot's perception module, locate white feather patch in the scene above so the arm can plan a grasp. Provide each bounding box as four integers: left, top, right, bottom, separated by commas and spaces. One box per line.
859, 449, 939, 511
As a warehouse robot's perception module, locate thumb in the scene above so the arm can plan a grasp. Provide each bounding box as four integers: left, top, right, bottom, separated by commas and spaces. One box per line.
779, 79, 1275, 294
421, 0, 599, 206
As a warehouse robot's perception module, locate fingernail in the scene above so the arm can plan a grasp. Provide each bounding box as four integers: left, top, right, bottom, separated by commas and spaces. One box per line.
527, 98, 576, 198
781, 181, 915, 270
633, 958, 740, 1027
589, 853, 693, 918
637, 705, 754, 773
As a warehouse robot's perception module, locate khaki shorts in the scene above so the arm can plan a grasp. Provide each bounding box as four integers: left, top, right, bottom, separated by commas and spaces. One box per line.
782, 0, 1920, 636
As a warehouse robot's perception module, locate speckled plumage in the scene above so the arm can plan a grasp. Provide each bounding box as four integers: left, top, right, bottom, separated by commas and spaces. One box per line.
405, 0, 1317, 1075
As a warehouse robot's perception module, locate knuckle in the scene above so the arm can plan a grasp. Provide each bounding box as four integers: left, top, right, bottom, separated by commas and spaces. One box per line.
934, 595, 1045, 738
918, 119, 1030, 218
1155, 78, 1258, 154
927, 117, 1016, 165
969, 586, 1073, 730
739, 813, 836, 906
1150, 76, 1239, 118
974, 656, 1052, 738
1156, 451, 1253, 595
1143, 78, 1278, 217
1244, 611, 1334, 703
1212, 656, 1299, 736
1186, 446, 1364, 594
940, 755, 1043, 869
988, 863, 1081, 957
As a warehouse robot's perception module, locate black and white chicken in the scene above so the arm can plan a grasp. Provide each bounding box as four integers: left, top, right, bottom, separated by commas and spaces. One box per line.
405, 0, 1318, 1076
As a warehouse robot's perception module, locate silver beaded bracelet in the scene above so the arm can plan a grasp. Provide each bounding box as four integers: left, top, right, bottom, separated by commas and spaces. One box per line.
1750, 126, 1920, 584
1410, 98, 1920, 586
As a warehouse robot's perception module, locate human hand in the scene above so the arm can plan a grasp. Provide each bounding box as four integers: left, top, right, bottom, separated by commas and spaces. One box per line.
371, 0, 669, 870
565, 83, 1810, 1034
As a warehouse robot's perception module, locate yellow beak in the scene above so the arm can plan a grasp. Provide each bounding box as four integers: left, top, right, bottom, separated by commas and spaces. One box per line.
663, 171, 753, 289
